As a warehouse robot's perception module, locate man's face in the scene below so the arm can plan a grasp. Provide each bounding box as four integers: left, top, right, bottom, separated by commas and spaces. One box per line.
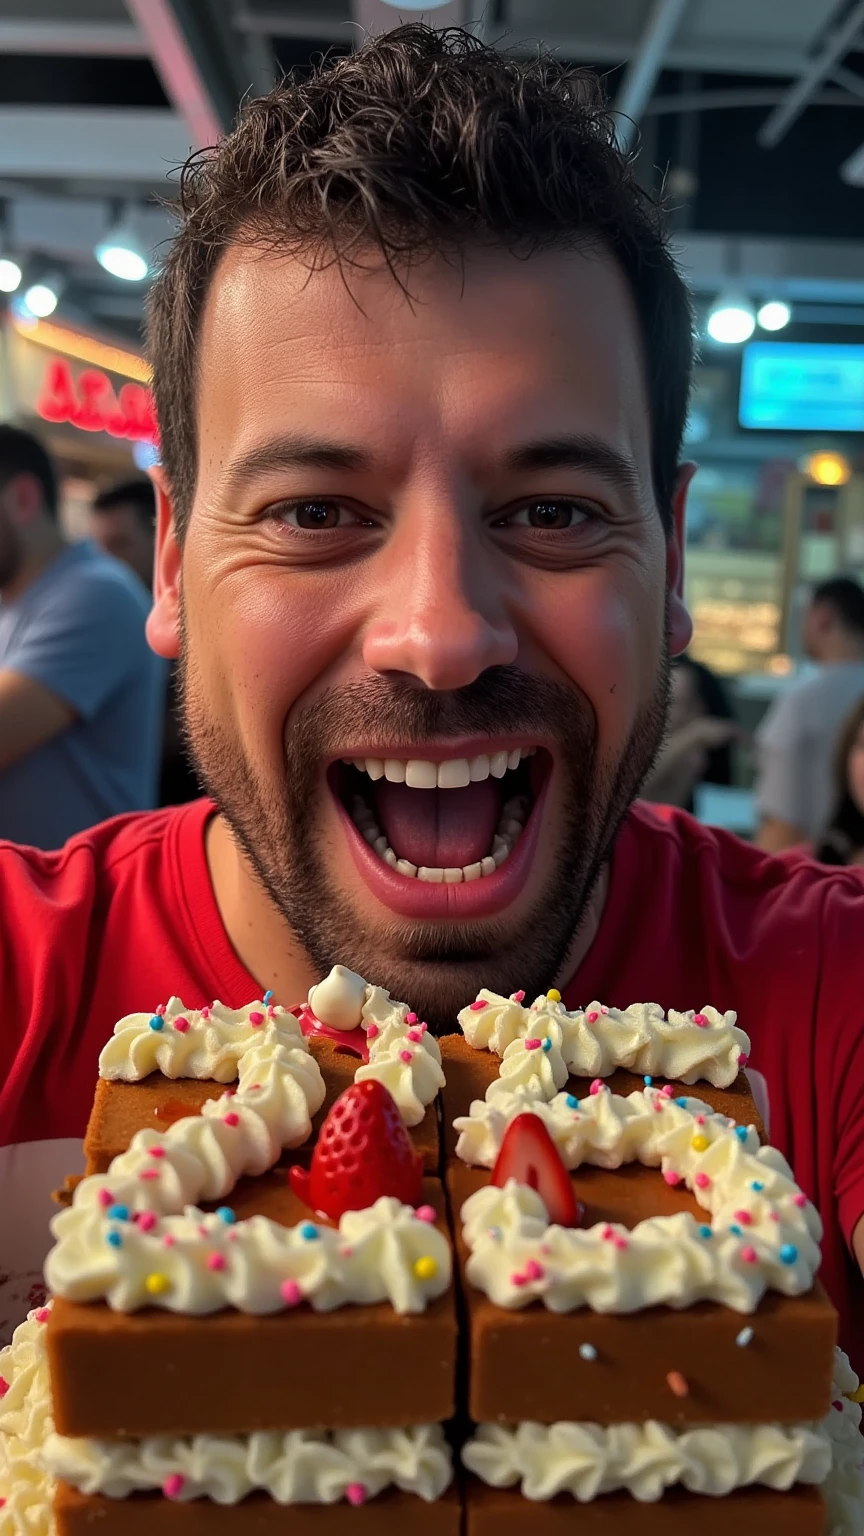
155, 244, 690, 1025
90, 505, 155, 589
0, 488, 23, 588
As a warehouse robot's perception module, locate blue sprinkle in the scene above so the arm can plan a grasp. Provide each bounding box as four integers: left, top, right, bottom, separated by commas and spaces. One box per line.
676, 1097, 688, 1107
263, 990, 273, 1005
735, 1126, 748, 1143
751, 1180, 764, 1193
216, 1207, 236, 1225
565, 1094, 579, 1110
299, 1222, 319, 1241
542, 1038, 552, 1053
729, 1224, 742, 1237
106, 1230, 123, 1248
148, 1015, 164, 1032
736, 1326, 754, 1348
698, 1226, 712, 1240
779, 1244, 798, 1265
107, 1204, 129, 1222
644, 1075, 653, 1086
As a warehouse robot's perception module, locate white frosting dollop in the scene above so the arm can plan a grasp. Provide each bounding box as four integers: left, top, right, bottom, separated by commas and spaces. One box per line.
458, 1082, 822, 1314
308, 966, 369, 1031
46, 1196, 450, 1316
461, 1419, 831, 1502
824, 1350, 864, 1536
99, 998, 305, 1082
43, 1422, 452, 1505
458, 991, 750, 1089
0, 1308, 55, 1536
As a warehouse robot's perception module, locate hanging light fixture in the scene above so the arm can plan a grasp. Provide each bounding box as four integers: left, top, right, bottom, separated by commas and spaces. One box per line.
0, 255, 21, 293
706, 291, 756, 345
95, 205, 148, 282
22, 273, 62, 318
756, 299, 791, 332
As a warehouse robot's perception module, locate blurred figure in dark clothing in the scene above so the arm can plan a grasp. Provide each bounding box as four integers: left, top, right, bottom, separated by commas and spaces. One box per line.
90, 478, 198, 807
642, 654, 738, 812
814, 696, 864, 867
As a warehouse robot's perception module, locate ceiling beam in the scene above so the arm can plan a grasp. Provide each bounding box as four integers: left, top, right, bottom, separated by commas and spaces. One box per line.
0, 108, 190, 182
0, 20, 148, 55
758, 0, 864, 148
614, 0, 690, 150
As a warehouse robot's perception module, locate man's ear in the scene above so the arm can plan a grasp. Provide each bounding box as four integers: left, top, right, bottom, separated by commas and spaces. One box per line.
666, 462, 696, 658
145, 466, 181, 661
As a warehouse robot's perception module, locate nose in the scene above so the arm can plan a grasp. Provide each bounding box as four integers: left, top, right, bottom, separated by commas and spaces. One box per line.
361, 505, 518, 691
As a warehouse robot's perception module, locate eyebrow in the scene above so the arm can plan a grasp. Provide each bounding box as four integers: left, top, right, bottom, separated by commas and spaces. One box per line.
505, 435, 643, 498
221, 434, 373, 497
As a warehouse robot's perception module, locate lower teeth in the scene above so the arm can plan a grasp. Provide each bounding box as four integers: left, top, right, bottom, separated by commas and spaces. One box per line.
350, 797, 525, 882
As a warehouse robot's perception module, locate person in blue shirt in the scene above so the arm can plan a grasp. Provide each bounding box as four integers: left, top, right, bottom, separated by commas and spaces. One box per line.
0, 424, 166, 848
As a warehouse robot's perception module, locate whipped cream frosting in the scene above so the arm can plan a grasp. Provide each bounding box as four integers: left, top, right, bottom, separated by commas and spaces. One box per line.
46, 1194, 450, 1316
824, 1350, 864, 1535
311, 968, 446, 1127
99, 998, 305, 1082
458, 990, 750, 1089
459, 1081, 822, 1313
44, 1423, 452, 1505
0, 1308, 55, 1536
462, 1419, 832, 1502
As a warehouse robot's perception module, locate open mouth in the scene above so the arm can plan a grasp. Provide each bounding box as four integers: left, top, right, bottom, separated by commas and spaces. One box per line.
328, 745, 550, 887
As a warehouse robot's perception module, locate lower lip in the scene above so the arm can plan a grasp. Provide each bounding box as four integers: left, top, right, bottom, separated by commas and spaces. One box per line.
333, 776, 551, 920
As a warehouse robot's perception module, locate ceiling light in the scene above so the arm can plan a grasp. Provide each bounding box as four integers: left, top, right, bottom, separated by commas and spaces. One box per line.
22, 279, 60, 318
706, 292, 756, 345
804, 451, 851, 488
0, 257, 21, 293
757, 300, 791, 332
95, 212, 148, 282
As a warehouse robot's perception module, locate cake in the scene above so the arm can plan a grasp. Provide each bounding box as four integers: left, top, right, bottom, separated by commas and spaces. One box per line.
1, 972, 863, 1534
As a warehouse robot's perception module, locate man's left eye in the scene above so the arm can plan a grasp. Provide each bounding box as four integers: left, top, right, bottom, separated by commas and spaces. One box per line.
280, 500, 346, 529
502, 500, 592, 530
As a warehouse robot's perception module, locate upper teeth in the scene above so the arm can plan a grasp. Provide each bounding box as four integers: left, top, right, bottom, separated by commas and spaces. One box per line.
343, 746, 536, 788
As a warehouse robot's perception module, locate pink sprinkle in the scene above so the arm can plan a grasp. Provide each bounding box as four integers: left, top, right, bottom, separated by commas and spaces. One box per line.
208, 1253, 226, 1272
406, 1012, 418, 1025
163, 1473, 185, 1500
98, 1188, 113, 1208
163, 1234, 176, 1248
249, 1010, 264, 1026
661, 1084, 675, 1098
268, 1006, 276, 1019
694, 1173, 711, 1190
136, 1211, 157, 1233
614, 1236, 628, 1251
734, 1210, 752, 1226
600, 1005, 609, 1015
201, 1006, 211, 1020
407, 1029, 421, 1042
149, 1146, 166, 1159
587, 1011, 599, 1023
139, 1168, 158, 1181
511, 1271, 528, 1287
469, 1000, 488, 1011
664, 1170, 681, 1186
416, 1205, 436, 1224
602, 1225, 614, 1242
524, 1038, 541, 1052
0, 1377, 9, 1399
695, 1115, 705, 1126
250, 1084, 261, 1092
739, 1053, 749, 1066
540, 1243, 552, 1257
366, 1023, 379, 1039
512, 990, 526, 1003
156, 1004, 166, 1017
770, 1212, 780, 1223
693, 1013, 707, 1027
399, 1049, 413, 1063
346, 1483, 367, 1507
833, 1400, 844, 1412
198, 1225, 209, 1238
590, 1079, 604, 1096
793, 1193, 806, 1208
419, 1022, 428, 1034
35, 1308, 51, 1323
654, 1101, 663, 1112
741, 1246, 758, 1264
340, 1246, 354, 1259
223, 1112, 240, 1127
224, 1086, 236, 1097
524, 1259, 545, 1281
173, 1017, 189, 1034
281, 1280, 302, 1306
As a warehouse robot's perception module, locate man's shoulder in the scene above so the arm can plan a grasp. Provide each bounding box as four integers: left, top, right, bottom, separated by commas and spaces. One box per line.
0, 802, 202, 904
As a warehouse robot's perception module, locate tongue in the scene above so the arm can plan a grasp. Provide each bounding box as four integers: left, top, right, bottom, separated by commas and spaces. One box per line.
375, 779, 500, 868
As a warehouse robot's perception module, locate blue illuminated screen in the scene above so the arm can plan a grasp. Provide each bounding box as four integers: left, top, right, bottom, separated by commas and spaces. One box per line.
739, 342, 864, 432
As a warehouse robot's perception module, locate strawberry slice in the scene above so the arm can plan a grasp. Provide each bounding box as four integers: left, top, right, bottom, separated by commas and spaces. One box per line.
288, 1080, 423, 1220
490, 1113, 583, 1227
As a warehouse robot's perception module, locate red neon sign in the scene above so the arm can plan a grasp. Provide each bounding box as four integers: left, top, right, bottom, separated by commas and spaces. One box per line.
36, 356, 158, 445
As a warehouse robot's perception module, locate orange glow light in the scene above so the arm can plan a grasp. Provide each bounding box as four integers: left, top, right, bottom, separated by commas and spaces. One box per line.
11, 314, 150, 382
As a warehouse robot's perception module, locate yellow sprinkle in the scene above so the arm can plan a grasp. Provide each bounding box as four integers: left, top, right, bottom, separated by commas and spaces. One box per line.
413, 1256, 438, 1282
691, 1135, 709, 1153
145, 1272, 171, 1296
847, 1385, 864, 1403
546, 989, 562, 1003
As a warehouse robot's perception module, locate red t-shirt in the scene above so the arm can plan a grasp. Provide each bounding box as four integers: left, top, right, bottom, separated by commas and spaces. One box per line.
1, 797, 863, 1366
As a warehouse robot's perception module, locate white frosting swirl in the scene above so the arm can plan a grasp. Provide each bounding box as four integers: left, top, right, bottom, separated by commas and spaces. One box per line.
458, 1082, 822, 1314
0, 1309, 55, 1536
458, 992, 750, 1088
461, 1419, 831, 1502
43, 1423, 452, 1505
824, 1351, 864, 1536
99, 998, 305, 1082
308, 966, 370, 1031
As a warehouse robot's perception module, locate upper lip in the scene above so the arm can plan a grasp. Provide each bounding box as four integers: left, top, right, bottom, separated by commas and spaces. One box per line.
327, 737, 549, 766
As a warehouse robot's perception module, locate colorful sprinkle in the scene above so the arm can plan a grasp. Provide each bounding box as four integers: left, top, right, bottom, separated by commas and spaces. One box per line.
139, 1168, 159, 1181
833, 1400, 844, 1412
729, 1225, 742, 1237
406, 1012, 418, 1024
487, 1226, 502, 1240
512, 990, 526, 1003
664, 1170, 681, 1186
793, 1193, 807, 1208
413, 1256, 438, 1281
106, 1230, 123, 1248
148, 1015, 164, 1032
542, 1038, 552, 1053
666, 1370, 689, 1398
676, 1096, 688, 1107
156, 1003, 166, 1016
590, 1079, 604, 1096
739, 1053, 749, 1066
148, 1146, 166, 1159
601, 1225, 614, 1242
216, 1207, 236, 1224
546, 989, 561, 1003
136, 1211, 157, 1233
736, 1327, 754, 1348
511, 1271, 528, 1288
691, 1135, 709, 1153
735, 1126, 748, 1143
223, 1112, 240, 1127
173, 1017, 190, 1034
145, 1272, 171, 1296
107, 1204, 129, 1222
415, 1205, 436, 1224
263, 990, 273, 1005
0, 1378, 9, 1399
97, 1188, 113, 1208
741, 1246, 758, 1264
281, 1280, 302, 1306
780, 1244, 798, 1265
698, 1225, 712, 1239
644, 1075, 653, 1086
163, 1235, 176, 1248
694, 1173, 711, 1190
201, 1006, 211, 1020
407, 1029, 422, 1042
346, 1483, 367, 1507
248, 1010, 264, 1027
34, 1308, 51, 1324
693, 1013, 707, 1027
399, 1049, 413, 1063
587, 1011, 599, 1023
469, 999, 488, 1011
751, 1181, 764, 1193
524, 1259, 545, 1281
661, 1084, 675, 1098
600, 1005, 610, 1016
207, 1253, 226, 1272
695, 1115, 706, 1127
578, 1343, 597, 1361
524, 1037, 541, 1051
614, 1236, 629, 1251
565, 1094, 579, 1110
734, 1210, 752, 1226
366, 1023, 379, 1039
299, 1222, 319, 1241
163, 1473, 185, 1500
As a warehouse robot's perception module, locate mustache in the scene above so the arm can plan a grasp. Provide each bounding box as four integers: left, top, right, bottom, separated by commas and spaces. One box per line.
283, 667, 596, 754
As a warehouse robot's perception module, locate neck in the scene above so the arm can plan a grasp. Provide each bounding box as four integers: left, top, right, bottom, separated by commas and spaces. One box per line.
0, 526, 65, 604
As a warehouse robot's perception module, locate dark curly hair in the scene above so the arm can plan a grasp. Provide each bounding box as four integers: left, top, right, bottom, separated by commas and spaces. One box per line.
147, 24, 694, 539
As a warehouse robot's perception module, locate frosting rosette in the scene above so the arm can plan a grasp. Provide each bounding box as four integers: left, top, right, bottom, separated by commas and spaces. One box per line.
0, 1308, 55, 1536
99, 998, 305, 1082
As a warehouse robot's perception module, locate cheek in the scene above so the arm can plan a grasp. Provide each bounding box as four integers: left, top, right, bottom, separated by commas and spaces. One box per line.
848, 749, 864, 809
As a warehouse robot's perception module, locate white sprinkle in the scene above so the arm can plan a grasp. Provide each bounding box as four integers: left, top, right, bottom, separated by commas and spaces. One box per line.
736, 1326, 754, 1348
579, 1343, 598, 1362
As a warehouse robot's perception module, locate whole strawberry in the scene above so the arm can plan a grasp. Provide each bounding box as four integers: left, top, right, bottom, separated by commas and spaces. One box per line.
289, 1080, 423, 1220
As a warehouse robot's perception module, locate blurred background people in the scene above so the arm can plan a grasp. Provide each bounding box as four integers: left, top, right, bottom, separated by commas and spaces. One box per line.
89, 475, 198, 808
755, 577, 864, 853
642, 654, 739, 812
814, 697, 864, 867
0, 425, 165, 848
